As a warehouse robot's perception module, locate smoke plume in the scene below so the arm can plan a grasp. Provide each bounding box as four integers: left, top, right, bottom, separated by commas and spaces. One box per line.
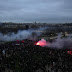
0, 27, 47, 42
36, 33, 72, 49
49, 34, 72, 49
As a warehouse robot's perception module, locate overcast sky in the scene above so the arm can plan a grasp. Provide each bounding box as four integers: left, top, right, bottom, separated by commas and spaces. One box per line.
0, 0, 72, 23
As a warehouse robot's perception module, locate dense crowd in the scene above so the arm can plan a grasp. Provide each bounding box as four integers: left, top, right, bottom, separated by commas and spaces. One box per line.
0, 40, 72, 72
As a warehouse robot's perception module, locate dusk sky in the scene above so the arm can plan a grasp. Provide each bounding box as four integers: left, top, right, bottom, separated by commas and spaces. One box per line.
0, 0, 72, 23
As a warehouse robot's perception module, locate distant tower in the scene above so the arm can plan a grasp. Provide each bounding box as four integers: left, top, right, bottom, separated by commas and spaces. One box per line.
35, 21, 36, 24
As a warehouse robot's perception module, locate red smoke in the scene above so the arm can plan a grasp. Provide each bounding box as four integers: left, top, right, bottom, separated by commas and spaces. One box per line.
67, 51, 72, 55
35, 39, 47, 47
22, 40, 24, 43
16, 40, 20, 43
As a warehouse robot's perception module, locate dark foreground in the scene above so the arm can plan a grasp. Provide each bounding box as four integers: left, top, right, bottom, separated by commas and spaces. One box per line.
0, 40, 72, 72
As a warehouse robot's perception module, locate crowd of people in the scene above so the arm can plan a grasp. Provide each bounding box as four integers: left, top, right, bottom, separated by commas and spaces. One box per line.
0, 40, 72, 72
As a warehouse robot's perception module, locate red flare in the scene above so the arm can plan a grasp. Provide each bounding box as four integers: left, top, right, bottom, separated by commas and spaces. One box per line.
36, 39, 47, 47
67, 51, 72, 55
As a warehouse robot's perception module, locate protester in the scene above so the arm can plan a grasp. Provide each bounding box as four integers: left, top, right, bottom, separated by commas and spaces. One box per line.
0, 40, 72, 72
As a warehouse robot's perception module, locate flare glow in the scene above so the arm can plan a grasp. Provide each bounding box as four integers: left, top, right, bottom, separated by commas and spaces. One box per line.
36, 39, 47, 47
67, 51, 72, 55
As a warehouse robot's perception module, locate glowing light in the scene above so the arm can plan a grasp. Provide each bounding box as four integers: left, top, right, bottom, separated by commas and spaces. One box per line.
67, 51, 72, 55
36, 39, 47, 47
36, 42, 40, 45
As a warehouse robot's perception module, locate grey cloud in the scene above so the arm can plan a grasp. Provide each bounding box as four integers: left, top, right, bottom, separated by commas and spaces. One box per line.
62, 0, 72, 9
0, 0, 72, 23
